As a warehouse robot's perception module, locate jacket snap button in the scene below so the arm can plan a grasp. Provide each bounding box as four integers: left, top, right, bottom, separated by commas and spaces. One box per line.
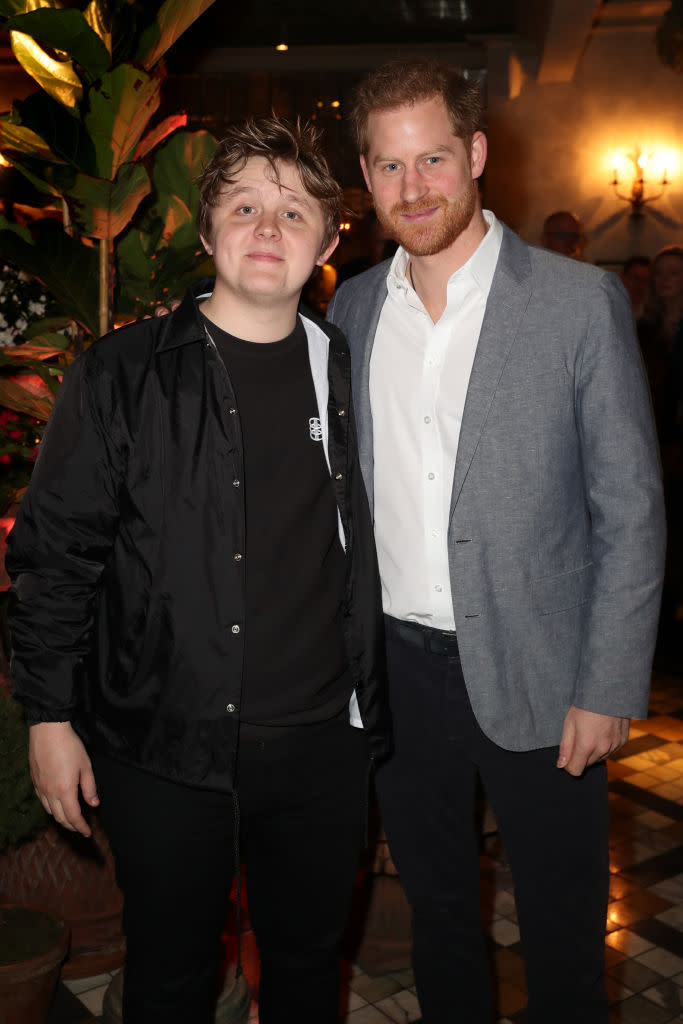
338, 409, 345, 417
234, 553, 243, 562
226, 704, 236, 713
233, 479, 240, 487
335, 472, 342, 480
231, 624, 240, 634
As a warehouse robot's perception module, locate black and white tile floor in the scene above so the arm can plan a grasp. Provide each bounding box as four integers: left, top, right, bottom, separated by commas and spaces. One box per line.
50, 672, 683, 1024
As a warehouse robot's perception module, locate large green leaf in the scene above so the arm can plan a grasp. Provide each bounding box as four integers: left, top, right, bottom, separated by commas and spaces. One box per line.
134, 0, 216, 69
0, 0, 28, 18
84, 0, 112, 61
0, 217, 100, 336
0, 335, 70, 361
7, 9, 111, 83
0, 377, 53, 421
152, 129, 216, 222
65, 160, 150, 239
134, 112, 186, 163
84, 64, 161, 179
15, 92, 98, 174
0, 117, 63, 164
10, 27, 83, 108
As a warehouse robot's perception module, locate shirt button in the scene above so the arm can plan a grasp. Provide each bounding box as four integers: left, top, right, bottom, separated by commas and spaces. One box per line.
233, 478, 240, 487
428, 472, 435, 480
231, 624, 240, 634
435, 584, 443, 592
233, 553, 243, 562
424, 416, 431, 424
226, 704, 236, 713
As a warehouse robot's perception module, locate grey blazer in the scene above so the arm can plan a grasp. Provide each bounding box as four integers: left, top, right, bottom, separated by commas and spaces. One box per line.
327, 223, 666, 751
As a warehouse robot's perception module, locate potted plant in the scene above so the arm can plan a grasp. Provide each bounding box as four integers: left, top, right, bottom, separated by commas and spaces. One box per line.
0, 682, 69, 1024
0, 670, 125, 978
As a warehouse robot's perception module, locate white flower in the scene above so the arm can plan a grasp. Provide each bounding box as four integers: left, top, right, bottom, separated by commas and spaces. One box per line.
0, 330, 16, 347
15, 317, 27, 333
28, 300, 45, 316
0, 314, 6, 328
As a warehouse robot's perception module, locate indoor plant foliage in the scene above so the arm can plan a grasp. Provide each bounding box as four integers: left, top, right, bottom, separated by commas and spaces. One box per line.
0, 0, 216, 484
0, 682, 47, 854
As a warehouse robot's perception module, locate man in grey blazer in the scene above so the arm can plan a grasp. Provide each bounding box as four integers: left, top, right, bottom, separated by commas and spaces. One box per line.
327, 61, 665, 1023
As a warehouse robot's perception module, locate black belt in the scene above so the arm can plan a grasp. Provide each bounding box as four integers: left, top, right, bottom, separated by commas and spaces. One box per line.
388, 616, 460, 657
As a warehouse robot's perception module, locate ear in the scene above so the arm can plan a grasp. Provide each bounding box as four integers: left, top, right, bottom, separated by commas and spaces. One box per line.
360, 155, 373, 193
470, 131, 487, 181
316, 233, 339, 268
200, 233, 213, 257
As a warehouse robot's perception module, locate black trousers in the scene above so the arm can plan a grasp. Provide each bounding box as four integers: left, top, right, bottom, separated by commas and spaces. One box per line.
95, 712, 368, 1024
376, 617, 610, 1024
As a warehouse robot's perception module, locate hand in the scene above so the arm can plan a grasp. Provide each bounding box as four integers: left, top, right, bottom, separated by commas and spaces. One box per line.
143, 299, 181, 320
557, 705, 629, 777
29, 722, 99, 837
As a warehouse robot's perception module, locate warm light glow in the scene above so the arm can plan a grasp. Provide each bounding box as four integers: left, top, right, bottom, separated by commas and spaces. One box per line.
276, 42, 288, 51
317, 101, 324, 108
331, 100, 340, 108
0, 153, 10, 168
637, 153, 648, 169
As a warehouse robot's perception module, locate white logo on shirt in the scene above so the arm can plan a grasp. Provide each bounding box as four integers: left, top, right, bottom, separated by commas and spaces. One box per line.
309, 417, 323, 441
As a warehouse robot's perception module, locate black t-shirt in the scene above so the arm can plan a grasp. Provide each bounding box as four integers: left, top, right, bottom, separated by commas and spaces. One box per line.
202, 314, 352, 725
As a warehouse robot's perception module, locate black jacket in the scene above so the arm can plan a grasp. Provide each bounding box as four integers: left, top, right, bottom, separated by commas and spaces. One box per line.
8, 281, 391, 790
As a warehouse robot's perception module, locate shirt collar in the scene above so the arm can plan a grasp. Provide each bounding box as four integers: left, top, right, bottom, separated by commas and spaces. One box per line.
387, 209, 503, 301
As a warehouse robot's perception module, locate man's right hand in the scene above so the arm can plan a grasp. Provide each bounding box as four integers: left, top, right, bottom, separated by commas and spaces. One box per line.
29, 722, 99, 837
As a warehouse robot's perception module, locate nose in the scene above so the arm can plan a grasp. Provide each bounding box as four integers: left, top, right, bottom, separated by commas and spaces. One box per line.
401, 165, 428, 204
255, 212, 281, 239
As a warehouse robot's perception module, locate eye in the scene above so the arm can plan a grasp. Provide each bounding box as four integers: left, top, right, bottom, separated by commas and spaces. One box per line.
237, 205, 255, 215
425, 156, 441, 165
283, 210, 301, 221
384, 162, 400, 173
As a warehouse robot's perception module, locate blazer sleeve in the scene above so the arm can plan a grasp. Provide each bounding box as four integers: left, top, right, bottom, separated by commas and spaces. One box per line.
6, 352, 123, 723
572, 272, 666, 718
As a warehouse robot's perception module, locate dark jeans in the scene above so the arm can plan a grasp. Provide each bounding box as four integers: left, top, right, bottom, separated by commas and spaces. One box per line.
95, 712, 368, 1024
376, 616, 610, 1024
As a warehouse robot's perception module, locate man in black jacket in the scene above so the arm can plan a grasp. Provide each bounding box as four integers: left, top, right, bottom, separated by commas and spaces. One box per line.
7, 117, 390, 1024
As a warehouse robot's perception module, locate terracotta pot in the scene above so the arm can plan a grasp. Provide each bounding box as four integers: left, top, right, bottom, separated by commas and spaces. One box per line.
0, 818, 125, 978
0, 904, 69, 1024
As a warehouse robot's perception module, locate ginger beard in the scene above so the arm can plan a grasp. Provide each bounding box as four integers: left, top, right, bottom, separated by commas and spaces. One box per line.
375, 175, 478, 258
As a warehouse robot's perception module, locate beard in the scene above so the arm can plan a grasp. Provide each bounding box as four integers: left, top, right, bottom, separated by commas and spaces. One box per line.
375, 178, 478, 257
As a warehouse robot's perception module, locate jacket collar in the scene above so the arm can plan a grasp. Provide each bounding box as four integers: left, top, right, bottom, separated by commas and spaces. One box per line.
154, 278, 214, 354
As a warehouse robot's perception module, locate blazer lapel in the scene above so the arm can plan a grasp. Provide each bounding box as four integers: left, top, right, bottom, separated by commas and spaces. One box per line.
450, 226, 532, 514
349, 268, 390, 516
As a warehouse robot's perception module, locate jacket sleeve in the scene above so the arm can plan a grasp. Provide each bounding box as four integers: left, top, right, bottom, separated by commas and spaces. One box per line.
572, 272, 666, 718
7, 352, 123, 723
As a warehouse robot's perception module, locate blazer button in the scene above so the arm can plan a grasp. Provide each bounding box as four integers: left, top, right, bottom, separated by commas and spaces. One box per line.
338, 408, 346, 417
233, 553, 243, 562
231, 624, 241, 634
233, 478, 240, 487
335, 472, 343, 480
226, 704, 237, 713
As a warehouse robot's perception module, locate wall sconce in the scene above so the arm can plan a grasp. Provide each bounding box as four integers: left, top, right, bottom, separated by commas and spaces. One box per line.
611, 147, 670, 217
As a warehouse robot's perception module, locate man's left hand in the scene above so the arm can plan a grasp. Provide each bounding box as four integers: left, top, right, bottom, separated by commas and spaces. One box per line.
557, 706, 629, 776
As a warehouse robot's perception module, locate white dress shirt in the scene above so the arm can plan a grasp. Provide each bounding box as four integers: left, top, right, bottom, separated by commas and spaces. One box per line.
369, 209, 503, 629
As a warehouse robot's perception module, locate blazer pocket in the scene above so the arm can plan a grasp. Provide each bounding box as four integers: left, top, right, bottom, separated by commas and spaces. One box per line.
531, 562, 594, 616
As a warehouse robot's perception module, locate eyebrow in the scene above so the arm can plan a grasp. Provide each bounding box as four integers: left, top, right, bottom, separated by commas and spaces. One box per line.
221, 183, 314, 209
371, 145, 455, 167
